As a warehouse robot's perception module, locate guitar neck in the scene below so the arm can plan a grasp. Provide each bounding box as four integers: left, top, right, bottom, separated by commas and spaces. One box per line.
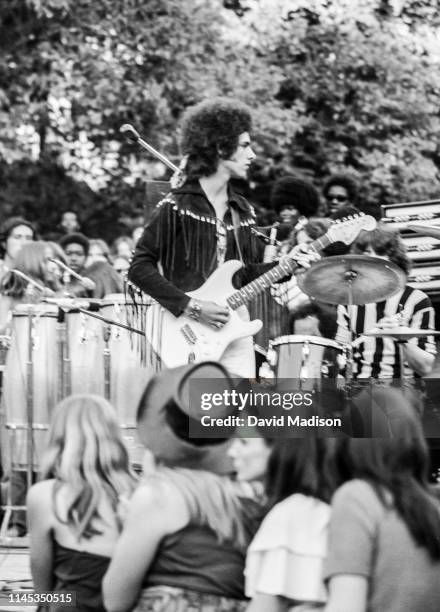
226, 234, 332, 310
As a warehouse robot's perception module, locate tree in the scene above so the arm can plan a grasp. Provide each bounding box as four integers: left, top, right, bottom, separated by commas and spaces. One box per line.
0, 0, 439, 236
224, 0, 440, 206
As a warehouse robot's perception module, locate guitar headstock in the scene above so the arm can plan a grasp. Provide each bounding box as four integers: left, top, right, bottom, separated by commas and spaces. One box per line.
327, 214, 377, 245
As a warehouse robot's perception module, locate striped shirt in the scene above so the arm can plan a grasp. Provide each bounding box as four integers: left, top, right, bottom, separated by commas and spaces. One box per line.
336, 285, 436, 379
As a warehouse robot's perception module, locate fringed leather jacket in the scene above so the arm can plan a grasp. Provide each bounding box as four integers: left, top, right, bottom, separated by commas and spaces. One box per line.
128, 181, 274, 317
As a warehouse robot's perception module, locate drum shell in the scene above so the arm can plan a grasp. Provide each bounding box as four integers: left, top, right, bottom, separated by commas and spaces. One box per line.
1, 306, 58, 469
65, 306, 105, 396
100, 294, 158, 465
271, 335, 343, 381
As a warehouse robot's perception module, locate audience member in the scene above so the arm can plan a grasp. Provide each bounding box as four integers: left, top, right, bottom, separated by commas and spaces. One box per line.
113, 236, 134, 261
112, 256, 130, 279
322, 174, 359, 217
60, 211, 81, 235
270, 176, 321, 230
324, 388, 440, 612
0, 217, 35, 283
85, 260, 123, 299
103, 363, 266, 612
87, 239, 111, 267
27, 395, 137, 612
0, 241, 68, 535
0, 240, 66, 330
245, 438, 336, 612
59, 233, 95, 297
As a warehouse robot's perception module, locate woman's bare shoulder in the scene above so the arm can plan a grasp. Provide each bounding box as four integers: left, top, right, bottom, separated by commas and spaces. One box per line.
27, 479, 55, 506
128, 474, 189, 532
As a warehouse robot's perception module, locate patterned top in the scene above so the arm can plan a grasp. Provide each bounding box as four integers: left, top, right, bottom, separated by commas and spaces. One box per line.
336, 285, 436, 378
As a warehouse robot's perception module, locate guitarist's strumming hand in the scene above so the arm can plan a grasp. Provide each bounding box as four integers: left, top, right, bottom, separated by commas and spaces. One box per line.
184, 298, 230, 329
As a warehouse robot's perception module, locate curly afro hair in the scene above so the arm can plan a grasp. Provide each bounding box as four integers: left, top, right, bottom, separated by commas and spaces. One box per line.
59, 232, 90, 256
180, 98, 252, 180
323, 173, 359, 204
270, 176, 321, 217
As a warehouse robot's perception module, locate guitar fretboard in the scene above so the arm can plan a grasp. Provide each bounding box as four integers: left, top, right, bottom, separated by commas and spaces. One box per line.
226, 234, 331, 310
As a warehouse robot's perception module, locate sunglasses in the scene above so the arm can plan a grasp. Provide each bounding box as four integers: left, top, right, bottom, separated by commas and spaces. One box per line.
326, 195, 348, 203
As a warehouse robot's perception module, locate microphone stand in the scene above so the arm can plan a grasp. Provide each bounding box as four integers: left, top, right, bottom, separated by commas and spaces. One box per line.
10, 269, 53, 295
46, 298, 151, 406
26, 311, 34, 494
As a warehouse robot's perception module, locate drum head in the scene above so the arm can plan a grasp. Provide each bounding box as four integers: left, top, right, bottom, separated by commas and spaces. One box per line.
271, 334, 343, 351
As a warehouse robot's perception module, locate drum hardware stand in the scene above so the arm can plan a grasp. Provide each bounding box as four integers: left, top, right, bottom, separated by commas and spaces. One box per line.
299, 341, 319, 392
56, 308, 72, 400
75, 307, 144, 337
1, 312, 37, 541
343, 269, 357, 409
25, 311, 35, 495
103, 325, 112, 401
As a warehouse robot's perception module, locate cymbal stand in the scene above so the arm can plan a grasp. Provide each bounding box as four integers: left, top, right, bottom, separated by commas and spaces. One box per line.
343, 269, 357, 410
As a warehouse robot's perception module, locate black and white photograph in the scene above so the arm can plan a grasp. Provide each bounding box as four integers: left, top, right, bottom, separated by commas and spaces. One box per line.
1, 1, 440, 611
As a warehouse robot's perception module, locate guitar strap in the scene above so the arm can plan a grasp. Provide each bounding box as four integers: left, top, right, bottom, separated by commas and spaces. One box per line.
230, 206, 244, 264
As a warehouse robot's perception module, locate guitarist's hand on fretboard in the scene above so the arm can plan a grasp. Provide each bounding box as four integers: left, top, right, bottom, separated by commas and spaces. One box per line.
287, 243, 321, 271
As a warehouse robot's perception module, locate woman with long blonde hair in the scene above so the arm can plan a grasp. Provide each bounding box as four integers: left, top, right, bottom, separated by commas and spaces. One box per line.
1, 240, 67, 300
27, 394, 137, 612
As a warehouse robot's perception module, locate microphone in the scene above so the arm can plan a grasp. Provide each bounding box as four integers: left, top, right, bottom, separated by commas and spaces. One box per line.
49, 257, 83, 281
119, 124, 179, 173
120, 123, 141, 141
263, 226, 279, 263
10, 269, 54, 295
44, 297, 101, 312
49, 258, 96, 292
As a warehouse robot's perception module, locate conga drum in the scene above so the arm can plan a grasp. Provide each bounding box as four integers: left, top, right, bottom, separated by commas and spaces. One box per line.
100, 294, 159, 466
1, 304, 59, 472
269, 334, 344, 388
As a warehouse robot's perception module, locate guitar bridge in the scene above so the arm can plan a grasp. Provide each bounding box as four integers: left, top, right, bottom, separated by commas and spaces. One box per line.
181, 324, 197, 345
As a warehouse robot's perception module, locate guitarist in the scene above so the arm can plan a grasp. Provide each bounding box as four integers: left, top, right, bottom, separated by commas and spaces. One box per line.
128, 98, 310, 377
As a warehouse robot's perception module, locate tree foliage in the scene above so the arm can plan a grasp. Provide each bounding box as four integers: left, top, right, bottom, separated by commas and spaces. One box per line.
0, 0, 439, 237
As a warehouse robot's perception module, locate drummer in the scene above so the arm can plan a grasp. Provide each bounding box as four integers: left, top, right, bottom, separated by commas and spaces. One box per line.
335, 225, 436, 385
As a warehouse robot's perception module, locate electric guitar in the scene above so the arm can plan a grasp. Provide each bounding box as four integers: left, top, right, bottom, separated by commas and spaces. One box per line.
152, 214, 377, 368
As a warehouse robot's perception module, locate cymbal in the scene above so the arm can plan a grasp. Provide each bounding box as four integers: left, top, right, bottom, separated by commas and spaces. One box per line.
408, 224, 440, 241
298, 255, 406, 305
363, 326, 440, 339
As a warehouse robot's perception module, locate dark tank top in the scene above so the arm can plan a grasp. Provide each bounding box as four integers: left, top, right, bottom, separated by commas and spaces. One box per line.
49, 541, 110, 612
144, 523, 247, 599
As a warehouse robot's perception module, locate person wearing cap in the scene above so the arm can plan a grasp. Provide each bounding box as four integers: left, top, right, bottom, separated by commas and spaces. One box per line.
103, 362, 268, 612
